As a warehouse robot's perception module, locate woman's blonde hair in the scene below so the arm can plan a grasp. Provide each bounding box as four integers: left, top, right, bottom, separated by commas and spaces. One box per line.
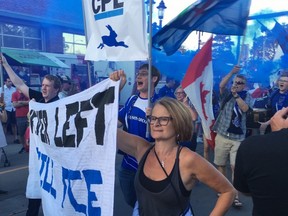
152, 97, 193, 142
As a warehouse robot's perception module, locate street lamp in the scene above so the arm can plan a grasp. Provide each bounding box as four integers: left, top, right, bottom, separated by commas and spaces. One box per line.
157, 0, 167, 28
144, 0, 156, 16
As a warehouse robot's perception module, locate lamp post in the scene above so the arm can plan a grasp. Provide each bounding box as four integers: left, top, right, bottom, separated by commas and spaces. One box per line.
144, 0, 156, 16
157, 0, 167, 28
144, 0, 156, 34
145, 0, 167, 30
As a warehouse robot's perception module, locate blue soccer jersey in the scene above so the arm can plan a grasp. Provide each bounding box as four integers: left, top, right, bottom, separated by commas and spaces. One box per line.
118, 94, 158, 171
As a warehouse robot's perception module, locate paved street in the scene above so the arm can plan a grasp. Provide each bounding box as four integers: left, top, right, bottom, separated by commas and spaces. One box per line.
0, 135, 253, 216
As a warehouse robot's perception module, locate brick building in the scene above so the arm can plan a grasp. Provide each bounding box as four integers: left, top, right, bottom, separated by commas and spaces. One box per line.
0, 0, 91, 89
0, 0, 84, 53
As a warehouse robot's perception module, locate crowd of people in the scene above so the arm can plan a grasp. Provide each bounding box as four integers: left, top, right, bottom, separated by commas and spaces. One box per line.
110, 64, 288, 216
1, 52, 288, 215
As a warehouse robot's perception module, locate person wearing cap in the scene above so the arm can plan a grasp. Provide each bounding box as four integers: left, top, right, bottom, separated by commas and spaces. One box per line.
58, 75, 72, 99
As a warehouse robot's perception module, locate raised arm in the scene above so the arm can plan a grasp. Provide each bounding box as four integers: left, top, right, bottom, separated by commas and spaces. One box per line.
231, 86, 250, 112
219, 65, 241, 95
0, 54, 29, 98
109, 69, 127, 91
117, 129, 150, 161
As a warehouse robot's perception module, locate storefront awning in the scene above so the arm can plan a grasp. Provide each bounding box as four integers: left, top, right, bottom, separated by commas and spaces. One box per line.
1, 47, 70, 68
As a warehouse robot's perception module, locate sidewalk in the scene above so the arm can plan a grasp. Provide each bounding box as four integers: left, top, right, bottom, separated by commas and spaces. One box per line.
0, 135, 34, 216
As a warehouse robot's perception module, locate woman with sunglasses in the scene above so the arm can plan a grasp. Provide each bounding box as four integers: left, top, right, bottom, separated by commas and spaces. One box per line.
116, 96, 236, 215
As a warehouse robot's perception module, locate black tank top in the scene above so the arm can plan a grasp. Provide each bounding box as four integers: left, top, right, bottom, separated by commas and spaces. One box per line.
134, 145, 192, 215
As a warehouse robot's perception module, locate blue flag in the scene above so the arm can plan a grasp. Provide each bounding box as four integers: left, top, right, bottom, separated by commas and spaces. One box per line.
271, 20, 288, 54
152, 0, 251, 56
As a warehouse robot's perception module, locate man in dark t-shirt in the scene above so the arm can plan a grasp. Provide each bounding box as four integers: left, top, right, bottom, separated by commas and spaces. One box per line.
234, 107, 288, 216
1, 54, 61, 216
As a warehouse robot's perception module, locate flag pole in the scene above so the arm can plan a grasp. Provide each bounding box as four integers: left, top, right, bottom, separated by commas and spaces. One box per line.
237, 32, 247, 66
81, 0, 92, 87
146, 0, 153, 139
237, 1, 251, 66
0, 47, 4, 102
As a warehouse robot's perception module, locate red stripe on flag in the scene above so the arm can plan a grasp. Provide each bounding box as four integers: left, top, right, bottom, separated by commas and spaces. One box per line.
182, 38, 212, 88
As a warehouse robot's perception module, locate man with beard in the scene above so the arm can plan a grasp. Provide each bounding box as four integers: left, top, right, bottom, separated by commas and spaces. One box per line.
212, 65, 254, 208
110, 64, 161, 208
259, 71, 288, 134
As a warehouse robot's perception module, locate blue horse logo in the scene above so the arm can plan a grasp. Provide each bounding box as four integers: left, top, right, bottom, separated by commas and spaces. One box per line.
97, 25, 128, 49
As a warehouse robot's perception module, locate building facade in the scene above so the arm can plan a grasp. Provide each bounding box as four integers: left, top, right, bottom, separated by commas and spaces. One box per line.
0, 0, 85, 53
0, 0, 91, 90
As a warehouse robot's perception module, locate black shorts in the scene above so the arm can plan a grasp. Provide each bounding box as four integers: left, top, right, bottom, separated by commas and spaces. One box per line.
6, 110, 16, 125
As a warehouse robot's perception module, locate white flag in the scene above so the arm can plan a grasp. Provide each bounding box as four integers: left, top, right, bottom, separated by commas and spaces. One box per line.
83, 0, 148, 61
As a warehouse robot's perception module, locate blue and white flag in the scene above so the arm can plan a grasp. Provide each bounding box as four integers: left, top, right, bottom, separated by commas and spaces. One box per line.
153, 0, 251, 56
83, 0, 148, 61
26, 79, 119, 216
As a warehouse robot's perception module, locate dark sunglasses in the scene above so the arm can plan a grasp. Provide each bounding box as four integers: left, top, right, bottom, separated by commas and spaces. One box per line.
232, 81, 245, 85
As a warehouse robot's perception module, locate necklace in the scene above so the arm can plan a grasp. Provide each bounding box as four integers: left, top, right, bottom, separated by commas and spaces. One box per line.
153, 148, 166, 168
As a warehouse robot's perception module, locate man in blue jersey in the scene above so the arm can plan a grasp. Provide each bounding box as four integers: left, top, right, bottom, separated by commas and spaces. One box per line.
110, 64, 161, 208
259, 71, 288, 134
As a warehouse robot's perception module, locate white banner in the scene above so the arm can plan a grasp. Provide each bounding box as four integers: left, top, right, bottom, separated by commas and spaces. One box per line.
83, 0, 148, 61
26, 79, 119, 216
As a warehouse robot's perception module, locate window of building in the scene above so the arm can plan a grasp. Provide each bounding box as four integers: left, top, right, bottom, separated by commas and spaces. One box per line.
63, 33, 86, 55
0, 23, 42, 50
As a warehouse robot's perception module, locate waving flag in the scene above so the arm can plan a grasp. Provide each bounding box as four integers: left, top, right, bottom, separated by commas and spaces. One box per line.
153, 0, 251, 56
182, 37, 215, 148
83, 0, 148, 61
271, 20, 288, 54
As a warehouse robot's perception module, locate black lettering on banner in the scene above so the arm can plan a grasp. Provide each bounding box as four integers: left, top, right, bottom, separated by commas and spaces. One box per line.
91, 87, 115, 145
30, 109, 50, 145
92, 0, 101, 14
114, 0, 123, 9
54, 87, 115, 147
92, 0, 124, 14
54, 101, 89, 148
31, 87, 115, 148
101, 0, 111, 12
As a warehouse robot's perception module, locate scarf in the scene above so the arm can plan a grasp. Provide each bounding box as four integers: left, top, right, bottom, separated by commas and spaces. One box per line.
227, 91, 247, 135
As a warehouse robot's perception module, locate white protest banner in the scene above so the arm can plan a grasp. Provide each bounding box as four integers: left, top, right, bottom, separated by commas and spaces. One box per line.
26, 79, 119, 216
83, 0, 148, 61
